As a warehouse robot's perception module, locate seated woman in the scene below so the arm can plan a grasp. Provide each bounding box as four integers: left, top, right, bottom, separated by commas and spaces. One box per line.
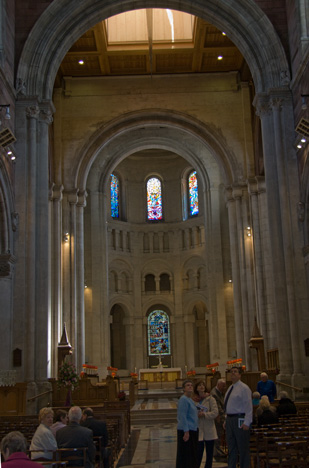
252, 391, 261, 406
193, 380, 218, 468
276, 391, 297, 417
51, 410, 68, 437
256, 397, 279, 427
30, 407, 57, 460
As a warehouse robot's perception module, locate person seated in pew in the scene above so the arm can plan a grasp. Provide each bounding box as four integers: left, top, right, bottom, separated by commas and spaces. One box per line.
256, 397, 279, 427
252, 391, 261, 406
51, 410, 68, 437
81, 407, 109, 468
276, 391, 297, 417
56, 406, 96, 468
1, 430, 45, 467
30, 407, 57, 460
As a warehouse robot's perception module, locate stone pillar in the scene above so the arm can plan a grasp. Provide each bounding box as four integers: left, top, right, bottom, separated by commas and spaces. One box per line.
225, 188, 245, 360
50, 184, 64, 378
248, 178, 268, 339
254, 91, 308, 379
76, 190, 87, 371
14, 100, 54, 384
184, 314, 195, 369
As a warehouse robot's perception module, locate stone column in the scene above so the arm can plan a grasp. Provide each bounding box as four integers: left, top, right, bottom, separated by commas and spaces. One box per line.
75, 190, 87, 371
255, 93, 293, 376
184, 314, 195, 369
248, 178, 268, 339
50, 184, 64, 377
225, 187, 245, 360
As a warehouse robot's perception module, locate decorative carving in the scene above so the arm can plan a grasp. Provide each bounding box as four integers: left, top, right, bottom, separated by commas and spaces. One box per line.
50, 184, 64, 202
16, 78, 27, 96
254, 94, 271, 117
39, 109, 53, 125
77, 190, 88, 208
26, 105, 40, 119
271, 97, 283, 111
0, 254, 17, 277
297, 202, 305, 222
11, 212, 19, 232
280, 69, 290, 86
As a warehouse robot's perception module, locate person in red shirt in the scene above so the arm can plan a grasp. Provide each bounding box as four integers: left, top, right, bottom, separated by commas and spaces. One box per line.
1, 431, 45, 467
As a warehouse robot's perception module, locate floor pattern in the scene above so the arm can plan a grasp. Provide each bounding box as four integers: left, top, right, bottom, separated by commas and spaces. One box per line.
117, 394, 228, 467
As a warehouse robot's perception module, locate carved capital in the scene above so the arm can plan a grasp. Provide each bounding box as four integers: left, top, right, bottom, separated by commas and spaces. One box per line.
254, 94, 271, 118
50, 184, 64, 202
0, 254, 17, 277
67, 189, 79, 205
270, 97, 284, 111
77, 190, 88, 208
39, 109, 53, 125
26, 105, 40, 119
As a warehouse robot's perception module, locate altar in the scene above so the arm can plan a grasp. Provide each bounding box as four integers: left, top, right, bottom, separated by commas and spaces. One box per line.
139, 367, 182, 383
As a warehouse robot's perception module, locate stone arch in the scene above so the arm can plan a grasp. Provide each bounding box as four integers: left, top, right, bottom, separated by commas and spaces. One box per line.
80, 110, 239, 192
17, 0, 289, 100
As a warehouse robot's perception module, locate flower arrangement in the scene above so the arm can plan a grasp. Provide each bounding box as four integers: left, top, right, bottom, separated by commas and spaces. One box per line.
206, 362, 219, 374
226, 358, 242, 369
58, 362, 79, 390
130, 372, 138, 378
118, 391, 126, 401
187, 370, 196, 377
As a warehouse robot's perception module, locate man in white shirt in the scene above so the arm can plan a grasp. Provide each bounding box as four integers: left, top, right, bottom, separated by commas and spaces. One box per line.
224, 366, 252, 468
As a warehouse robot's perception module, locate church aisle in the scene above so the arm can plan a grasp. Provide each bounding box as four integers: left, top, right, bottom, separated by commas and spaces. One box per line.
116, 423, 228, 467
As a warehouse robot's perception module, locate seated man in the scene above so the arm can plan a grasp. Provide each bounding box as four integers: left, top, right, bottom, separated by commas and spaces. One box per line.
56, 406, 96, 468
1, 431, 45, 467
81, 407, 109, 468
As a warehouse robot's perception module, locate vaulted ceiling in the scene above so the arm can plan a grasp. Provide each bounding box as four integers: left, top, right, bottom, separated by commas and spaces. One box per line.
55, 9, 252, 83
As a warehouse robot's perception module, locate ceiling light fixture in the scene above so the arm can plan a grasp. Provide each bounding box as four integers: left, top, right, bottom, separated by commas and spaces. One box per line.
217, 55, 223, 60
78, 60, 84, 65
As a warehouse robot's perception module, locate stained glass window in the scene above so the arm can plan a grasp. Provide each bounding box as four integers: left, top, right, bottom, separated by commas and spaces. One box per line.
147, 177, 163, 221
189, 171, 198, 216
148, 310, 170, 355
110, 174, 119, 218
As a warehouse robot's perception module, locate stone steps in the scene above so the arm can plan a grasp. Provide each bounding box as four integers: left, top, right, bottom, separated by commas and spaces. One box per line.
131, 408, 177, 425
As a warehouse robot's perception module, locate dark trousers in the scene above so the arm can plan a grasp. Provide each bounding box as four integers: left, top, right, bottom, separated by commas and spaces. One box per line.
225, 417, 250, 468
197, 439, 214, 468
176, 429, 199, 468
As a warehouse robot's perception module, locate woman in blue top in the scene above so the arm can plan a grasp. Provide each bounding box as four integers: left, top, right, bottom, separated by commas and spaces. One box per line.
176, 379, 199, 468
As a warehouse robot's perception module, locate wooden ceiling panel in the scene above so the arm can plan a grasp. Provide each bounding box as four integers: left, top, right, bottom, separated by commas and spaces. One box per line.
69, 30, 97, 52
108, 54, 147, 74
56, 10, 251, 81
155, 52, 193, 73
60, 55, 102, 76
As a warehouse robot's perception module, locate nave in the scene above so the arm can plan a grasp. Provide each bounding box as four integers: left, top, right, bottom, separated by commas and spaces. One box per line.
116, 392, 228, 467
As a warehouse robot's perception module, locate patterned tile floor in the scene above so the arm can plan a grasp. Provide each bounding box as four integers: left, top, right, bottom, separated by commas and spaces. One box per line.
116, 394, 228, 467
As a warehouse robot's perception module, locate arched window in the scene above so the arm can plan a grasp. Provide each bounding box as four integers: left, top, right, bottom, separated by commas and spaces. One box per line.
110, 173, 119, 218
148, 310, 170, 355
188, 170, 198, 216
147, 177, 163, 221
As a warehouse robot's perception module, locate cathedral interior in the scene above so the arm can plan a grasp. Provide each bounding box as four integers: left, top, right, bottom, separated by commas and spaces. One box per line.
0, 0, 309, 405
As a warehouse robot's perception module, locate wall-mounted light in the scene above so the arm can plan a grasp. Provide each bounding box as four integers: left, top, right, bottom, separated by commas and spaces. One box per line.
0, 104, 11, 121
228, 279, 233, 283
301, 94, 309, 111
246, 226, 252, 237
84, 284, 88, 289
63, 232, 69, 242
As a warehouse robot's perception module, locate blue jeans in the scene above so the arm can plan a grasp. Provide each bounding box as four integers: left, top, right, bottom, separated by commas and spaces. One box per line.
197, 439, 214, 468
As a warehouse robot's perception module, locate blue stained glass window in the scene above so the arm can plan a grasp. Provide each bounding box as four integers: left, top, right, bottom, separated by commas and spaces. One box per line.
147, 177, 163, 220
189, 171, 199, 216
111, 174, 119, 218
148, 310, 170, 356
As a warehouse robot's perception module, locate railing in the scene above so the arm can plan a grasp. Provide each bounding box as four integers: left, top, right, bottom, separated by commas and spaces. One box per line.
27, 390, 53, 402
276, 381, 303, 392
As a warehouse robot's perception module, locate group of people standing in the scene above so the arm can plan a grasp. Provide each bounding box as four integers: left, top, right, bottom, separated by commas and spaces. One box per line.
176, 366, 253, 468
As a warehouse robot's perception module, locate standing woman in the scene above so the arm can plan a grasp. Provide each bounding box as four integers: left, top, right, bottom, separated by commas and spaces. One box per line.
194, 381, 218, 468
176, 380, 199, 468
